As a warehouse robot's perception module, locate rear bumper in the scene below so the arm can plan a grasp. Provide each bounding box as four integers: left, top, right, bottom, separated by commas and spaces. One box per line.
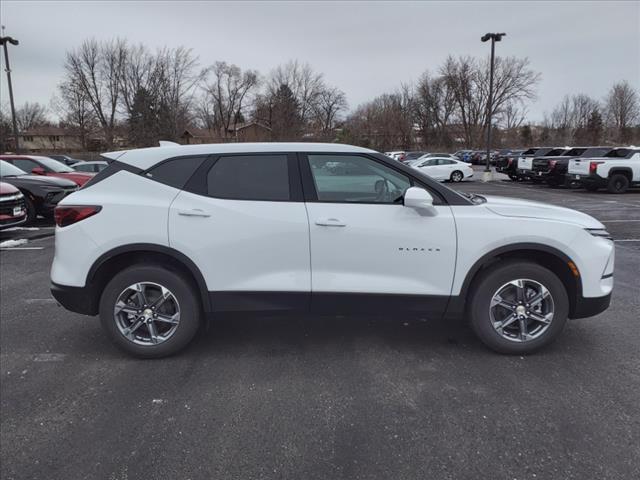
51, 282, 98, 316
568, 173, 607, 187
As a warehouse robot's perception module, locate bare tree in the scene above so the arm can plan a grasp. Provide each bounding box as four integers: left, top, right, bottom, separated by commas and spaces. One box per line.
64, 39, 126, 148
201, 61, 259, 139
267, 61, 325, 126
16, 102, 49, 131
605, 81, 640, 143
312, 86, 347, 135
53, 79, 98, 149
413, 72, 456, 148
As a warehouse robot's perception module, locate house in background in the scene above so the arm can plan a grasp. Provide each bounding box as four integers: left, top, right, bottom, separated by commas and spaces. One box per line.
19, 126, 83, 153
179, 122, 272, 145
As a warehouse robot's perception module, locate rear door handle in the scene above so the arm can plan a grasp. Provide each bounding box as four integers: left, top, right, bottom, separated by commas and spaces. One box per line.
178, 209, 211, 218
315, 218, 346, 227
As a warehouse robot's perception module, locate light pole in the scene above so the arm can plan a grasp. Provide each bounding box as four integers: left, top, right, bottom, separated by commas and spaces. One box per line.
1, 31, 20, 153
481, 32, 506, 181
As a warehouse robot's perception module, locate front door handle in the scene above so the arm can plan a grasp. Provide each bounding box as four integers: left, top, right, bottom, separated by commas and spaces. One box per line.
178, 209, 211, 218
315, 218, 346, 227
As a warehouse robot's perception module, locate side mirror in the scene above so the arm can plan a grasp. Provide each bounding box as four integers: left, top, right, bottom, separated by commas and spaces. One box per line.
403, 187, 437, 215
31, 167, 46, 175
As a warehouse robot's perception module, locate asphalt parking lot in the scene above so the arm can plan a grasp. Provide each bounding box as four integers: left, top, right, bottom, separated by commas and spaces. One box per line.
1, 177, 639, 480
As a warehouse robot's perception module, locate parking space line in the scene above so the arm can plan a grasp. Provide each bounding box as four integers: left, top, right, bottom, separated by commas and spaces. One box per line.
614, 239, 640, 242
0, 247, 44, 251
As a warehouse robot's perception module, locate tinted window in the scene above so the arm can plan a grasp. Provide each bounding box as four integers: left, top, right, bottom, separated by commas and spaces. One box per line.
11, 159, 40, 172
0, 160, 27, 176
145, 156, 207, 189
545, 148, 567, 156
439, 159, 456, 165
207, 155, 290, 201
73, 164, 93, 172
308, 154, 410, 204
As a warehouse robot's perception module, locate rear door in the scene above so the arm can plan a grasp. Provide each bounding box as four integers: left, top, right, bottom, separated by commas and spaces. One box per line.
168, 153, 311, 312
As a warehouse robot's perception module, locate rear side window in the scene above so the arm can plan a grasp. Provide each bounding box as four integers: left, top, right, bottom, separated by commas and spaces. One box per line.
207, 155, 290, 201
145, 156, 207, 189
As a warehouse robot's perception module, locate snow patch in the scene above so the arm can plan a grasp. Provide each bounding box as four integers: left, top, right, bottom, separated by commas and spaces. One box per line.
2, 226, 40, 232
0, 239, 28, 248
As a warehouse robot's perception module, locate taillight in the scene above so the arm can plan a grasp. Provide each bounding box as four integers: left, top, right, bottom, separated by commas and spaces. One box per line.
589, 161, 603, 174
507, 158, 513, 165
549, 160, 557, 169
54, 205, 102, 227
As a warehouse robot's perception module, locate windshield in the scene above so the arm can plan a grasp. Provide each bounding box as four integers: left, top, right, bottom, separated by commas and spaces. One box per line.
33, 156, 75, 172
0, 160, 27, 177
583, 148, 611, 157
564, 148, 587, 156
545, 148, 567, 156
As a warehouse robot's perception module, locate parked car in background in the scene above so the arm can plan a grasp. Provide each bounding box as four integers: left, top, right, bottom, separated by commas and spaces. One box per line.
0, 181, 27, 230
0, 160, 78, 223
0, 155, 96, 187
531, 147, 612, 186
71, 160, 109, 173
412, 157, 474, 182
516, 147, 566, 181
385, 151, 406, 162
401, 151, 429, 163
453, 150, 474, 162
47, 154, 82, 166
568, 147, 640, 193
50, 142, 614, 357
495, 149, 526, 180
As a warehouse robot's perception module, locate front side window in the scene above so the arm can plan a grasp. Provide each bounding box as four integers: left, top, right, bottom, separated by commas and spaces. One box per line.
207, 155, 290, 201
307, 154, 411, 204
33, 157, 74, 172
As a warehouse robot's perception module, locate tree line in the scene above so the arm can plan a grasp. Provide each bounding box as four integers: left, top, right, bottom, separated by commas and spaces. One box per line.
1, 38, 638, 152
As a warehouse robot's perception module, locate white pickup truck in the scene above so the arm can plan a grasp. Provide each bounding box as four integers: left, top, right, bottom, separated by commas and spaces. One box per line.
568, 147, 640, 193
517, 147, 569, 181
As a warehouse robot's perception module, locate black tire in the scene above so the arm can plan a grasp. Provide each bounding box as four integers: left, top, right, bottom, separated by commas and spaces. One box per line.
99, 264, 201, 358
24, 196, 37, 225
468, 261, 569, 354
450, 170, 464, 182
584, 183, 599, 192
606, 173, 629, 194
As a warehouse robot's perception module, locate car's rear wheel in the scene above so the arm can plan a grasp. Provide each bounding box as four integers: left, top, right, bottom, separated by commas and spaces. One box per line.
468, 261, 568, 354
450, 170, 464, 182
607, 173, 629, 194
99, 265, 201, 358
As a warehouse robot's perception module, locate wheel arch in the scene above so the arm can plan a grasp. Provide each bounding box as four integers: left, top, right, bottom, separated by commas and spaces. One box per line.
86, 243, 211, 315
456, 243, 582, 318
607, 167, 633, 181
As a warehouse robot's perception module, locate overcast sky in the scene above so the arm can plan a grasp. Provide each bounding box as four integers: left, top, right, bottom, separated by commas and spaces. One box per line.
1, 0, 639, 122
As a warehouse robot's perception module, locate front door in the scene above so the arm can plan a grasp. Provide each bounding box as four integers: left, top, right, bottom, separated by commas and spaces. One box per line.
301, 153, 457, 316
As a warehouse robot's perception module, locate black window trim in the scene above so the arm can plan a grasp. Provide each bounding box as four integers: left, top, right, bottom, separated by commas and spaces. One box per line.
187, 152, 303, 203
298, 152, 460, 206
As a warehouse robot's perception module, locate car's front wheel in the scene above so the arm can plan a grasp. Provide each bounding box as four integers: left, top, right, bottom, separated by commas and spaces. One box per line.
468, 261, 569, 354
99, 265, 201, 358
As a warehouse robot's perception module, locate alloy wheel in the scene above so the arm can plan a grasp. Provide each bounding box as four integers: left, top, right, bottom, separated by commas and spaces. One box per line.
489, 279, 555, 342
113, 282, 181, 346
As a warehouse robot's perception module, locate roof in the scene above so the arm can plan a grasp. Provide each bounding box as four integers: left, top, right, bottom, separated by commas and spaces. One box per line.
104, 142, 378, 170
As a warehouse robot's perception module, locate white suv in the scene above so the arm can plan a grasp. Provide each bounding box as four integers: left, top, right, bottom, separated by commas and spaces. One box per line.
51, 143, 614, 357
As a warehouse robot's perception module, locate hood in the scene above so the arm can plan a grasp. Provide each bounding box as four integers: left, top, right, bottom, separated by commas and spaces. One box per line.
0, 181, 20, 195
483, 195, 603, 229
1, 174, 77, 188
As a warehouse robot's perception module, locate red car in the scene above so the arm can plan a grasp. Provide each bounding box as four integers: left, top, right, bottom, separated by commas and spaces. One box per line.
0, 181, 27, 230
0, 155, 95, 187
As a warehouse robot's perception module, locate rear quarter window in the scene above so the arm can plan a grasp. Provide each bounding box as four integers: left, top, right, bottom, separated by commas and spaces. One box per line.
144, 156, 208, 189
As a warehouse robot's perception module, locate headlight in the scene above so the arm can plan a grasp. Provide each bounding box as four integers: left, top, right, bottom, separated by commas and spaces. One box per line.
586, 228, 613, 240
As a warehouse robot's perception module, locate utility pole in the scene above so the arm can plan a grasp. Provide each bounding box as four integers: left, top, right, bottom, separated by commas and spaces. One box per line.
1, 29, 20, 153
481, 32, 506, 182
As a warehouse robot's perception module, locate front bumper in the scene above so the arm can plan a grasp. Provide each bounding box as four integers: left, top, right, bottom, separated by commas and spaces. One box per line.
571, 291, 612, 319
51, 282, 98, 316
